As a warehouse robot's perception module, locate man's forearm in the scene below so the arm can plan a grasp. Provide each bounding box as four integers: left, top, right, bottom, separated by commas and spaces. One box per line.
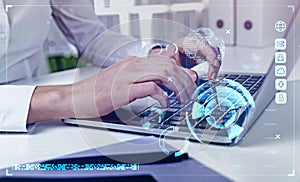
27, 85, 74, 124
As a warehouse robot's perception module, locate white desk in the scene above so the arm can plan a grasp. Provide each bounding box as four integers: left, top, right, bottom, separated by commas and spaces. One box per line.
1, 57, 299, 181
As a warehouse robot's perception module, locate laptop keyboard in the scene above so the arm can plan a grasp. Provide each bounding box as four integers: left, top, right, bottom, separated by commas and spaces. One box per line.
222, 74, 265, 95
134, 73, 266, 135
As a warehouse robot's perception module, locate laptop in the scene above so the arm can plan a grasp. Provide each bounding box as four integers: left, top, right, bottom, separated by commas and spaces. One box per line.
63, 5, 300, 145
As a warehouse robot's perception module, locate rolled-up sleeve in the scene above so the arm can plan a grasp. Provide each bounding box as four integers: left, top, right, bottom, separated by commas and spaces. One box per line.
50, 0, 151, 68
0, 85, 36, 132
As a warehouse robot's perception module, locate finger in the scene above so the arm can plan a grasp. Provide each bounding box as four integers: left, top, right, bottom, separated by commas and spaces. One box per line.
148, 48, 163, 56
175, 37, 185, 51
164, 38, 184, 65
160, 66, 196, 103
130, 82, 169, 108
182, 68, 198, 82
176, 37, 207, 68
165, 44, 181, 65
207, 60, 220, 79
192, 41, 220, 80
122, 56, 138, 62
163, 73, 189, 103
164, 44, 177, 57
176, 67, 197, 98
204, 52, 221, 80
122, 58, 194, 103
133, 73, 186, 103
176, 37, 221, 79
136, 60, 193, 103
150, 45, 181, 65
154, 59, 196, 101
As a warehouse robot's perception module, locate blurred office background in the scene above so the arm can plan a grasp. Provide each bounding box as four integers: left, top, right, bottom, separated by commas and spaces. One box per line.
43, 0, 297, 73
43, 0, 211, 73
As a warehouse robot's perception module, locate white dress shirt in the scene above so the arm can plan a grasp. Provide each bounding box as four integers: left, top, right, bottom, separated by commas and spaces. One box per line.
0, 0, 152, 132
0, 0, 9, 58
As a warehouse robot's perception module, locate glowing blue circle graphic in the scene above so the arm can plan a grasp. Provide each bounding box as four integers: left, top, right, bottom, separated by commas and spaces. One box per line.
186, 78, 255, 143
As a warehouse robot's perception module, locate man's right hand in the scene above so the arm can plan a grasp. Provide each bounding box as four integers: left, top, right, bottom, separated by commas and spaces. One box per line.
28, 56, 196, 123
148, 38, 222, 80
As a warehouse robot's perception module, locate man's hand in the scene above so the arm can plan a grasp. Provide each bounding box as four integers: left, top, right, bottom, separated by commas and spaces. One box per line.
148, 38, 222, 80
28, 56, 196, 123
148, 44, 198, 82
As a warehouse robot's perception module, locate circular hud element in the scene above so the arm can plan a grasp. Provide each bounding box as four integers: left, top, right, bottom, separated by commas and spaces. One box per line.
72, 18, 201, 164
186, 78, 255, 143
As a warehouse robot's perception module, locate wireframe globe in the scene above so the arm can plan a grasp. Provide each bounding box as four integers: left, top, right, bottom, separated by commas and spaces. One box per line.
183, 27, 225, 64
185, 78, 255, 143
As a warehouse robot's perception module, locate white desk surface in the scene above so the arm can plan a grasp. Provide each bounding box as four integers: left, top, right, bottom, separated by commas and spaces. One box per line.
1, 50, 300, 181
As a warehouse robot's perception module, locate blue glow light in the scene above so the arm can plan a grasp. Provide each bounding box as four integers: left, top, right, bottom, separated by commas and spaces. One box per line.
187, 78, 255, 143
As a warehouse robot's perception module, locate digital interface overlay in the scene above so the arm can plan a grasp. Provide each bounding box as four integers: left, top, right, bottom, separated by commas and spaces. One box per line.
0, 1, 298, 180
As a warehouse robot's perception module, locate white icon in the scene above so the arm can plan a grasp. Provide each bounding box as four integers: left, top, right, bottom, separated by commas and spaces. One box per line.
225, 29, 231, 34
275, 79, 287, 90
275, 92, 287, 104
275, 65, 286, 77
275, 38, 286, 50
275, 21, 287, 32
275, 52, 286, 63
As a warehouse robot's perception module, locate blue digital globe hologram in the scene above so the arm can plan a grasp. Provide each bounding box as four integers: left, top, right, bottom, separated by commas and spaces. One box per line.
186, 78, 255, 143
183, 27, 225, 64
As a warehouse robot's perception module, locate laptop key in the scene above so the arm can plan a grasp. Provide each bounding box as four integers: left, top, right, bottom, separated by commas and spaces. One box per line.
166, 107, 179, 113
239, 75, 250, 79
226, 75, 239, 80
249, 90, 256, 95
245, 80, 257, 84
243, 83, 253, 88
250, 87, 258, 91
170, 115, 185, 121
258, 80, 264, 85
235, 79, 246, 84
229, 74, 239, 77
168, 122, 186, 127
248, 77, 260, 81
250, 75, 262, 79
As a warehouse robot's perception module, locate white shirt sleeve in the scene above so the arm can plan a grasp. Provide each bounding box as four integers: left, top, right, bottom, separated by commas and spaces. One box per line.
80, 31, 155, 68
0, 85, 36, 132
0, 0, 9, 58
50, 0, 154, 68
